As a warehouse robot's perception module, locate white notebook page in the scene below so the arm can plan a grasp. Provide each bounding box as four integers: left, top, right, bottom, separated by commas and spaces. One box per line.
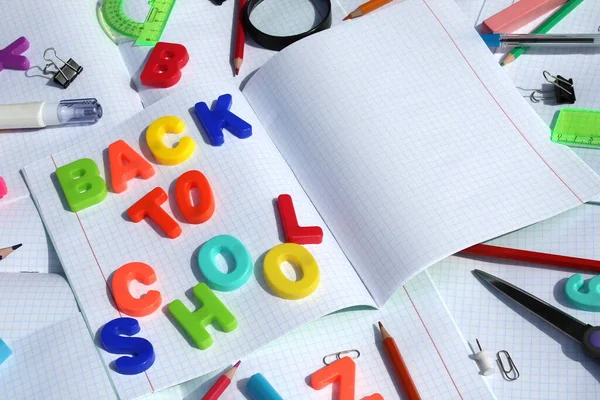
243, 0, 600, 305
431, 204, 600, 399
23, 84, 374, 400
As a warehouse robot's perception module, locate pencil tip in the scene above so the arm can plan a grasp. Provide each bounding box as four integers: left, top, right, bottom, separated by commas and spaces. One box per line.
233, 360, 241, 368
378, 321, 383, 329
343, 15, 352, 20
235, 68, 240, 76
13, 243, 22, 250
499, 62, 505, 67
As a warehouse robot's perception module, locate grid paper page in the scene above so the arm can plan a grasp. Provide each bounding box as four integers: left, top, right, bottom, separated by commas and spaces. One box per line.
0, 313, 115, 399
0, 272, 77, 342
116, 0, 347, 107
431, 204, 600, 399
171, 272, 492, 399
0, 0, 143, 201
454, 1, 600, 202
0, 195, 61, 273
242, 0, 600, 306
23, 84, 375, 400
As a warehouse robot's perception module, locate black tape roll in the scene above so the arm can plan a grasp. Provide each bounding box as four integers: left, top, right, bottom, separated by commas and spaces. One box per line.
242, 0, 332, 51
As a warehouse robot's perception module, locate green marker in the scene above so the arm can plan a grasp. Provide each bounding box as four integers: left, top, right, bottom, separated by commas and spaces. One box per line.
501, 0, 584, 66
551, 108, 600, 149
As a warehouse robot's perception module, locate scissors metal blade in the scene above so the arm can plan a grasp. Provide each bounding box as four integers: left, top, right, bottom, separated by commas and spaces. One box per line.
473, 269, 589, 343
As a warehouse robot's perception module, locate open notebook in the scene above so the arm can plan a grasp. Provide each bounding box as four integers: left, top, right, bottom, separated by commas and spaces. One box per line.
21, 0, 600, 398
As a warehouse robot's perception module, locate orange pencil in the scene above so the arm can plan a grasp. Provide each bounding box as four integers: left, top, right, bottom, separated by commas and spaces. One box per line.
378, 322, 421, 400
233, 0, 247, 75
202, 361, 241, 400
343, 0, 394, 20
0, 243, 22, 261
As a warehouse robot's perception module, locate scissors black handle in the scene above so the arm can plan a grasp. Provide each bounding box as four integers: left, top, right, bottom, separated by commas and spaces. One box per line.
582, 325, 600, 362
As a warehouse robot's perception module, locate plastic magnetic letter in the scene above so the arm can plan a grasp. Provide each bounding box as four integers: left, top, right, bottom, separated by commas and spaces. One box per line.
0, 339, 12, 364
175, 170, 215, 224
364, 394, 384, 400
112, 262, 162, 317
277, 194, 323, 244
246, 373, 284, 400
198, 235, 252, 291
168, 283, 237, 349
56, 158, 108, 212
140, 42, 189, 88
194, 94, 252, 146
100, 317, 155, 375
310, 357, 356, 400
565, 274, 600, 311
145, 116, 196, 165
108, 140, 155, 193
0, 37, 30, 71
127, 187, 182, 239
263, 243, 320, 300
0, 177, 6, 198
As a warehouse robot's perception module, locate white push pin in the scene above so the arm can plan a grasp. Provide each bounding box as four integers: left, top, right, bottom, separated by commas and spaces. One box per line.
474, 338, 494, 376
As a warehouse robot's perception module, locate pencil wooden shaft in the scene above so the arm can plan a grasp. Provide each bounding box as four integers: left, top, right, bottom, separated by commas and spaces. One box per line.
380, 327, 421, 400
461, 244, 600, 272
345, 0, 393, 19
233, 0, 247, 74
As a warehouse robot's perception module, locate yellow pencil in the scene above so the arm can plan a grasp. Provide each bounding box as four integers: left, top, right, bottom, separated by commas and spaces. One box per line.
0, 243, 22, 261
343, 0, 394, 20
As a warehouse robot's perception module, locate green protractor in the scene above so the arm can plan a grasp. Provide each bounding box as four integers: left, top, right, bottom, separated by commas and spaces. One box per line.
101, 0, 176, 46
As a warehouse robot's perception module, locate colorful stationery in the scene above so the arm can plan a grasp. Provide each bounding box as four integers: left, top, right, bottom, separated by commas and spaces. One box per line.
501, 0, 585, 66
551, 107, 600, 149
482, 0, 568, 33
233, 0, 247, 75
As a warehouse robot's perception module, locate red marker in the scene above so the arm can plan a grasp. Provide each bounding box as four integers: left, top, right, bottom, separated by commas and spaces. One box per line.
202, 361, 241, 400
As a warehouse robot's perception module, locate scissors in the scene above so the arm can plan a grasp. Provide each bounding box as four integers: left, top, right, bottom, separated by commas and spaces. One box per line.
473, 269, 600, 362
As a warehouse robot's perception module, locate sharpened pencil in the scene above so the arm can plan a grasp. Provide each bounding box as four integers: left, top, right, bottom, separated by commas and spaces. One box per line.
202, 361, 241, 400
233, 0, 247, 76
343, 0, 393, 20
0, 243, 22, 261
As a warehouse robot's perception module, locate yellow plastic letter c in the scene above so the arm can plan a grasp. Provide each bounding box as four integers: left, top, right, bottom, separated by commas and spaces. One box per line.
263, 243, 320, 300
145, 116, 196, 165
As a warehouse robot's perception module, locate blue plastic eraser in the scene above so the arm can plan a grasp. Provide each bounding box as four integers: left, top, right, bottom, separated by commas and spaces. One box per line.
246, 373, 284, 400
480, 34, 501, 48
0, 339, 13, 364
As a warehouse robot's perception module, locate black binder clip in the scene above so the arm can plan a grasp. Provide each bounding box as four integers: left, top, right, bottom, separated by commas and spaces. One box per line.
530, 71, 575, 104
43, 48, 83, 88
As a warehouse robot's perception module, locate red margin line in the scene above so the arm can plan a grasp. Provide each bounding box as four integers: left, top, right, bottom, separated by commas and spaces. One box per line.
404, 286, 464, 399
421, 0, 583, 204
51, 155, 155, 392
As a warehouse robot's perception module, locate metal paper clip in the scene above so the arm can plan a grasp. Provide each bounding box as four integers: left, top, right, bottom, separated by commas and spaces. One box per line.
43, 48, 83, 88
322, 349, 360, 365
530, 71, 575, 104
497, 350, 519, 381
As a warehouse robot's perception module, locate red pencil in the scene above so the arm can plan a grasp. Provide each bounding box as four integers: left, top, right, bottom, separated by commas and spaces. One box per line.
460, 244, 600, 273
233, 0, 247, 76
202, 361, 241, 400
378, 322, 421, 400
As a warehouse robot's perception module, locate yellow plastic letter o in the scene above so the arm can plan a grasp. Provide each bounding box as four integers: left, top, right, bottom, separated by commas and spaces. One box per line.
263, 243, 320, 300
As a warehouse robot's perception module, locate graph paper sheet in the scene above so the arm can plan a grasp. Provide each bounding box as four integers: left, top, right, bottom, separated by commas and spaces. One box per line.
0, 313, 115, 399
0, 196, 61, 274
0, 0, 143, 201
23, 84, 375, 400
243, 0, 600, 306
454, 0, 600, 203
163, 272, 492, 399
0, 272, 77, 342
431, 203, 600, 399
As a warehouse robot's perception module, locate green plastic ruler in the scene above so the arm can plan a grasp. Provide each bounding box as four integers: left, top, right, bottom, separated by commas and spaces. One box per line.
101, 0, 176, 46
552, 108, 600, 149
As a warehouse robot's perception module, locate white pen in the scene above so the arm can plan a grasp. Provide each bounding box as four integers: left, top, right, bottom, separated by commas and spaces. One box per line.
0, 98, 102, 130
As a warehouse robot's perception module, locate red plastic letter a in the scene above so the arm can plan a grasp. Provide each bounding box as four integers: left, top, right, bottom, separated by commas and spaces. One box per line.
140, 42, 189, 88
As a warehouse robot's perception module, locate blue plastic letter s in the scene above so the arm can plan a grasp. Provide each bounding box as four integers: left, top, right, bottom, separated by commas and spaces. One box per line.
100, 317, 155, 375
194, 94, 252, 146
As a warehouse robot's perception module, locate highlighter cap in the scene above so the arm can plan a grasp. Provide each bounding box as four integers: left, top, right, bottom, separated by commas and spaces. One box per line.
480, 34, 501, 48
56, 98, 103, 125
246, 373, 284, 400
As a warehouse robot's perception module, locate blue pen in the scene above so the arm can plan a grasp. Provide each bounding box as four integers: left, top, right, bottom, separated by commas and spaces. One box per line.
481, 33, 600, 48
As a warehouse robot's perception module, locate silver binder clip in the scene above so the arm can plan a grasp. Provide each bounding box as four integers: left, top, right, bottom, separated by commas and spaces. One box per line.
43, 48, 83, 88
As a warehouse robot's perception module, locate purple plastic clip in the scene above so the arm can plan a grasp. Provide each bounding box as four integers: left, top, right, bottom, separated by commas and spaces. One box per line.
0, 37, 30, 72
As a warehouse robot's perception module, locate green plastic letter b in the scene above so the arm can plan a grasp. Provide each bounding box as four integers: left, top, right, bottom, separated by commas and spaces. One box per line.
56, 158, 108, 212
168, 283, 237, 349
